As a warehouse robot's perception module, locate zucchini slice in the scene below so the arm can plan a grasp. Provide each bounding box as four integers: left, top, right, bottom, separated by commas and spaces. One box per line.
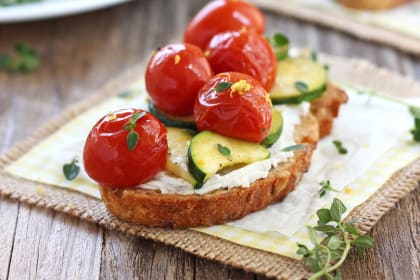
261, 108, 283, 147
188, 131, 270, 188
165, 127, 197, 185
148, 101, 196, 129
270, 57, 327, 104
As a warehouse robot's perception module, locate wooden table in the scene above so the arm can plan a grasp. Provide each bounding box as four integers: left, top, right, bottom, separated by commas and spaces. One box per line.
0, 0, 419, 279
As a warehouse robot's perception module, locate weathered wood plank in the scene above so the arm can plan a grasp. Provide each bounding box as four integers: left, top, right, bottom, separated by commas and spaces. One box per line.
195, 257, 256, 280
149, 243, 195, 280
100, 230, 156, 280
0, 197, 18, 280
7, 207, 102, 280
100, 230, 196, 280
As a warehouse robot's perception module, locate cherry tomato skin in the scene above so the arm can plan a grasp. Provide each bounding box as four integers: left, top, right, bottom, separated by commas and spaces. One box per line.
184, 0, 265, 50
194, 72, 272, 143
83, 109, 168, 189
145, 43, 213, 116
205, 30, 277, 92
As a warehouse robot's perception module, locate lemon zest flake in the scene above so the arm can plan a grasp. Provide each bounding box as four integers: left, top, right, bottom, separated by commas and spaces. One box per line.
36, 186, 45, 194
108, 113, 117, 121
230, 80, 251, 97
174, 54, 181, 64
344, 186, 352, 194
264, 93, 272, 105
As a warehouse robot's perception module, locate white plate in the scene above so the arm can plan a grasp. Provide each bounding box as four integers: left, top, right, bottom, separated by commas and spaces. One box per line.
0, 0, 132, 23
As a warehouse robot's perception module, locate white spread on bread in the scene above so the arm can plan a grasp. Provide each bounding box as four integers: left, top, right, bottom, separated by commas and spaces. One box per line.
139, 103, 310, 195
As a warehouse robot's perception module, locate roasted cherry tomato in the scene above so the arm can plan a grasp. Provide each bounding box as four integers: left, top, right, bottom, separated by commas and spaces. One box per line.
184, 0, 265, 50
145, 43, 213, 116
83, 109, 168, 188
205, 30, 277, 92
194, 72, 272, 143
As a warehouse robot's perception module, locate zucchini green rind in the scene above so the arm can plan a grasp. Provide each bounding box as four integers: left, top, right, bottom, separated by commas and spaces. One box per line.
261, 108, 283, 147
148, 101, 196, 129
188, 131, 270, 188
270, 57, 327, 104
165, 127, 197, 186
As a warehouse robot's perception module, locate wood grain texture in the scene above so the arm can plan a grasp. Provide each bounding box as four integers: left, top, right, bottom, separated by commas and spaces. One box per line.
0, 0, 419, 279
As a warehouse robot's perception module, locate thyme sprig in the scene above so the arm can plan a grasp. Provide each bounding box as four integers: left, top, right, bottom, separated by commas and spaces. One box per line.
0, 43, 40, 73
319, 180, 338, 197
123, 111, 146, 150
297, 198, 374, 280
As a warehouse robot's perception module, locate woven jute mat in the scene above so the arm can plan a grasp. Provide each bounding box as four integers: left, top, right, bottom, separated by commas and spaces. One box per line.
0, 54, 419, 280
248, 0, 420, 56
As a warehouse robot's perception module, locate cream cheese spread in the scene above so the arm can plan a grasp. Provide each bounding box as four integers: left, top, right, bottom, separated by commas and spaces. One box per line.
139, 102, 310, 195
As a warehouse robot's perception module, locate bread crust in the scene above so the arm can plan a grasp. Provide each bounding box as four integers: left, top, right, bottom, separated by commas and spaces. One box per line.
337, 0, 409, 10
310, 83, 348, 138
100, 84, 347, 228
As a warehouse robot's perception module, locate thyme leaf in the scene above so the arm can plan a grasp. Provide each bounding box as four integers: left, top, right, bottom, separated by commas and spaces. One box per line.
281, 144, 304, 152
332, 140, 348, 155
214, 82, 232, 92
268, 33, 289, 61
217, 143, 231, 156
63, 159, 80, 181
409, 106, 420, 142
295, 81, 308, 93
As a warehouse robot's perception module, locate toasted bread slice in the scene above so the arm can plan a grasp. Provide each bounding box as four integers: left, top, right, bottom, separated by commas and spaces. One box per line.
100, 84, 347, 228
337, 0, 409, 10
311, 83, 348, 138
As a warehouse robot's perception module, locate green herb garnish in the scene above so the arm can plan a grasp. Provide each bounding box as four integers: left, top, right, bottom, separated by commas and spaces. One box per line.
268, 33, 289, 61
126, 131, 139, 151
217, 144, 231, 156
281, 144, 304, 152
295, 81, 308, 93
409, 105, 420, 142
0, 42, 40, 73
311, 51, 317, 62
214, 82, 232, 92
319, 180, 338, 197
63, 159, 80, 181
297, 198, 375, 279
323, 64, 329, 71
124, 111, 146, 150
332, 140, 348, 155
0, 0, 39, 6
117, 91, 133, 98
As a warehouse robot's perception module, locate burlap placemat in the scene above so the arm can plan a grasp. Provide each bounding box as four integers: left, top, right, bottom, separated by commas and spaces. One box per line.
249, 0, 420, 56
0, 54, 419, 280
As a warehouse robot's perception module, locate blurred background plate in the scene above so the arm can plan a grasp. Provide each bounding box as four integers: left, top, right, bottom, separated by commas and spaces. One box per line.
0, 0, 132, 23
